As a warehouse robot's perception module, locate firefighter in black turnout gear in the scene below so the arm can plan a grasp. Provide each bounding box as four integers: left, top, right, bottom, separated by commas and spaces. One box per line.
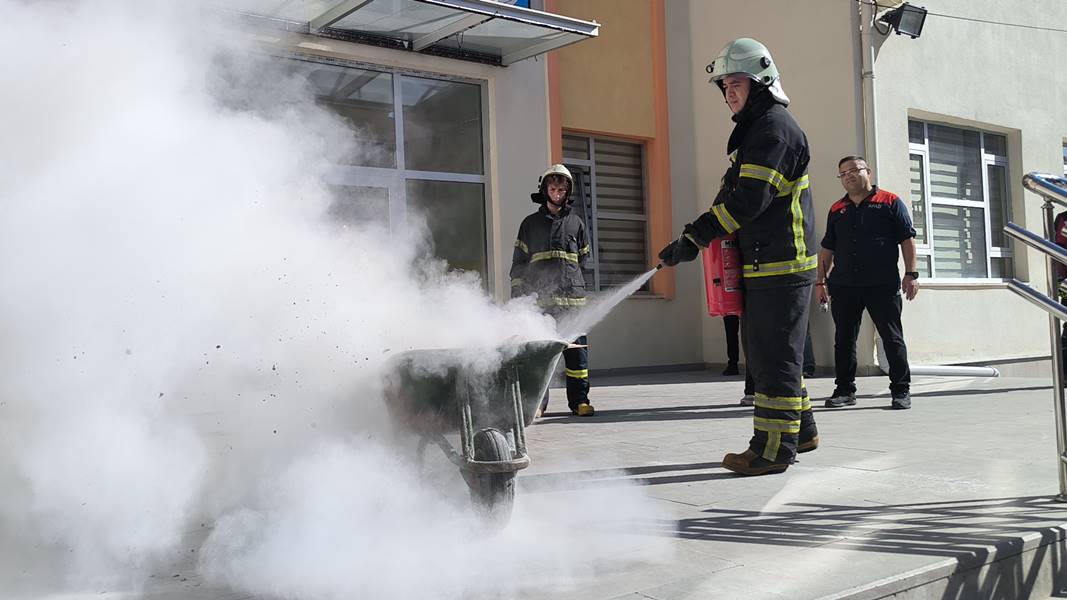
511, 164, 595, 417
659, 38, 819, 475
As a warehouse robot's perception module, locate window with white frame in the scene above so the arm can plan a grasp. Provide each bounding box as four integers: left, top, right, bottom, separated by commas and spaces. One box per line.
907, 119, 1012, 279
562, 133, 649, 291
290, 58, 489, 283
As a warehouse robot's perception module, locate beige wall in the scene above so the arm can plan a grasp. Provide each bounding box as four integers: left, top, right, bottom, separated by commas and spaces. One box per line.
555, 0, 656, 138
665, 0, 864, 370
872, 0, 1067, 366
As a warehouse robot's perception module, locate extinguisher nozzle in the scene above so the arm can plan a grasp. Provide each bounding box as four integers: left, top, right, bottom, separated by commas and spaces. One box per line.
655, 262, 665, 270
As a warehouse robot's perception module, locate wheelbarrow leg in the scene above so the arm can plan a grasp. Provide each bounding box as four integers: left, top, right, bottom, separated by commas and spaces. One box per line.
509, 365, 528, 457
458, 372, 476, 462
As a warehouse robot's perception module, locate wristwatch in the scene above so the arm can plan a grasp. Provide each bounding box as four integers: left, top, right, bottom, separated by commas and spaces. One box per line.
904, 271, 920, 279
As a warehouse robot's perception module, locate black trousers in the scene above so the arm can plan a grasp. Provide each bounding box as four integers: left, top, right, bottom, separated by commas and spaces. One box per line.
742, 284, 817, 464
828, 283, 910, 395
730, 315, 815, 394
541, 334, 590, 410
724, 314, 741, 365
563, 334, 590, 408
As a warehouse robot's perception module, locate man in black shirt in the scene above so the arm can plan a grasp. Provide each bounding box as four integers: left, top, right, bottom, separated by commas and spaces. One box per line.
816, 156, 919, 410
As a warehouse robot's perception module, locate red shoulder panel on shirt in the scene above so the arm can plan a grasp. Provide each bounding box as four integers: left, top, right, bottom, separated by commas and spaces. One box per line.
870, 189, 899, 205
830, 198, 850, 213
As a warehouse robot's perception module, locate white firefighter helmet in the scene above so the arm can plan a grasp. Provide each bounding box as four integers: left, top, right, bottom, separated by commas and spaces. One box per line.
705, 37, 790, 105
536, 163, 574, 204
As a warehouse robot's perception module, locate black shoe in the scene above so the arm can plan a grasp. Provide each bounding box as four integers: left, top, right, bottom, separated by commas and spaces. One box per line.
803, 367, 816, 378
722, 363, 740, 376
824, 392, 857, 408
891, 392, 911, 410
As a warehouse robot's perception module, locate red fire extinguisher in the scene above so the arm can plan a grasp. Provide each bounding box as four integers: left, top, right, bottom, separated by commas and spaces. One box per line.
702, 232, 743, 317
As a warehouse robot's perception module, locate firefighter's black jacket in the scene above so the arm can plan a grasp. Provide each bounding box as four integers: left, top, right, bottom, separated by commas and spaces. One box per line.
685, 89, 818, 289
510, 203, 590, 308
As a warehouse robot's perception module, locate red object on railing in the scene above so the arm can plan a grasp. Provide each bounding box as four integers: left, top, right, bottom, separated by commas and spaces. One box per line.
702, 233, 743, 317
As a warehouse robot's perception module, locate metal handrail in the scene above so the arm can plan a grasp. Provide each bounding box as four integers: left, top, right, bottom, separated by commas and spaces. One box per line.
1006, 172, 1067, 501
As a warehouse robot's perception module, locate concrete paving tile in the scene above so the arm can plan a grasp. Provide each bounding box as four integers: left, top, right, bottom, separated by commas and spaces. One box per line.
52, 372, 1067, 599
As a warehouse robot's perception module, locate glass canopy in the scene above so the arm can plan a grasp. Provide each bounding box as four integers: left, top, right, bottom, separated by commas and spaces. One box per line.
227, 0, 599, 66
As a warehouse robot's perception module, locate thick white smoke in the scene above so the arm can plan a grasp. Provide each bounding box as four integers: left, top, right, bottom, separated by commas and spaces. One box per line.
0, 1, 671, 598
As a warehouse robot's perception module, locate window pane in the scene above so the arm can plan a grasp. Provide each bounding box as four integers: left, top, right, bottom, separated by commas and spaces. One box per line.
563, 134, 649, 291
596, 218, 648, 288
909, 153, 928, 245
917, 254, 932, 277
987, 164, 1010, 247
405, 180, 486, 281
402, 76, 483, 174
305, 65, 396, 168
932, 205, 987, 278
328, 185, 390, 227
928, 124, 982, 202
991, 257, 1013, 279
909, 120, 925, 145
563, 134, 590, 160
984, 133, 1007, 159
594, 139, 646, 216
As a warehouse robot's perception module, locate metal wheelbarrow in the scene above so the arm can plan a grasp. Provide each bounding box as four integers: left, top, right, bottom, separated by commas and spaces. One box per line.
381, 339, 569, 525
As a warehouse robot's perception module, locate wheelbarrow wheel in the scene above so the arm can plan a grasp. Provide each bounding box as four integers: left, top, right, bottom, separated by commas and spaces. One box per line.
465, 428, 516, 526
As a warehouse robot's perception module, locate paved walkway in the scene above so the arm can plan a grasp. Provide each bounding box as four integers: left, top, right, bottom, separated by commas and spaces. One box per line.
514, 371, 1067, 599
27, 371, 1067, 600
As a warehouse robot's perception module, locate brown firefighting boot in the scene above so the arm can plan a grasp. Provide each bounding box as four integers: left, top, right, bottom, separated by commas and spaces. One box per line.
798, 435, 820, 453
722, 449, 789, 476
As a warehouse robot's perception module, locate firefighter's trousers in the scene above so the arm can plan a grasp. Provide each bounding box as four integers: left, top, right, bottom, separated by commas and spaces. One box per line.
540, 334, 590, 411
741, 283, 817, 464
563, 334, 590, 409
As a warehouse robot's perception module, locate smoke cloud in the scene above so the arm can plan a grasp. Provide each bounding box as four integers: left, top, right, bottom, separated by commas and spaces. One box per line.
0, 1, 672, 598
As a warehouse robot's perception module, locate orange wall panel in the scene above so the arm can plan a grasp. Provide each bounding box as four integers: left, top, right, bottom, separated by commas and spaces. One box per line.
554, 0, 655, 139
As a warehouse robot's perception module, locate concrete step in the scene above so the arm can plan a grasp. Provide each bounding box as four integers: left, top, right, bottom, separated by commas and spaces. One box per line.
823, 525, 1067, 600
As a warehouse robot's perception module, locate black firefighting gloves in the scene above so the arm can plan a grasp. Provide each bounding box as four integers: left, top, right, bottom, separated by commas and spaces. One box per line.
658, 234, 700, 267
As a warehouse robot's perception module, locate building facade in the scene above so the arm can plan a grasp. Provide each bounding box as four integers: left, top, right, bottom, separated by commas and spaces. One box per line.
237, 0, 1067, 375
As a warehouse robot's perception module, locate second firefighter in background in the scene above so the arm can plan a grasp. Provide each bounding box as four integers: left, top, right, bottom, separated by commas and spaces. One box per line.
659, 37, 818, 475
510, 164, 595, 417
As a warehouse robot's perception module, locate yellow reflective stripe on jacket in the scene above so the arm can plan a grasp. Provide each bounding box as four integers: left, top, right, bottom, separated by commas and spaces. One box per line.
579, 244, 591, 256
754, 416, 801, 434
773, 173, 809, 198
711, 203, 741, 234
565, 368, 589, 379
739, 163, 786, 192
754, 393, 805, 411
742, 255, 817, 278
537, 296, 587, 307
531, 250, 579, 263
790, 176, 810, 261
514, 239, 529, 254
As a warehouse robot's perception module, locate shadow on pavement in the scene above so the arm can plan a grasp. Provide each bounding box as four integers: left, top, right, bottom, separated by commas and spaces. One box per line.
519, 461, 731, 493
536, 404, 752, 424
641, 495, 1067, 599
908, 385, 1051, 399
